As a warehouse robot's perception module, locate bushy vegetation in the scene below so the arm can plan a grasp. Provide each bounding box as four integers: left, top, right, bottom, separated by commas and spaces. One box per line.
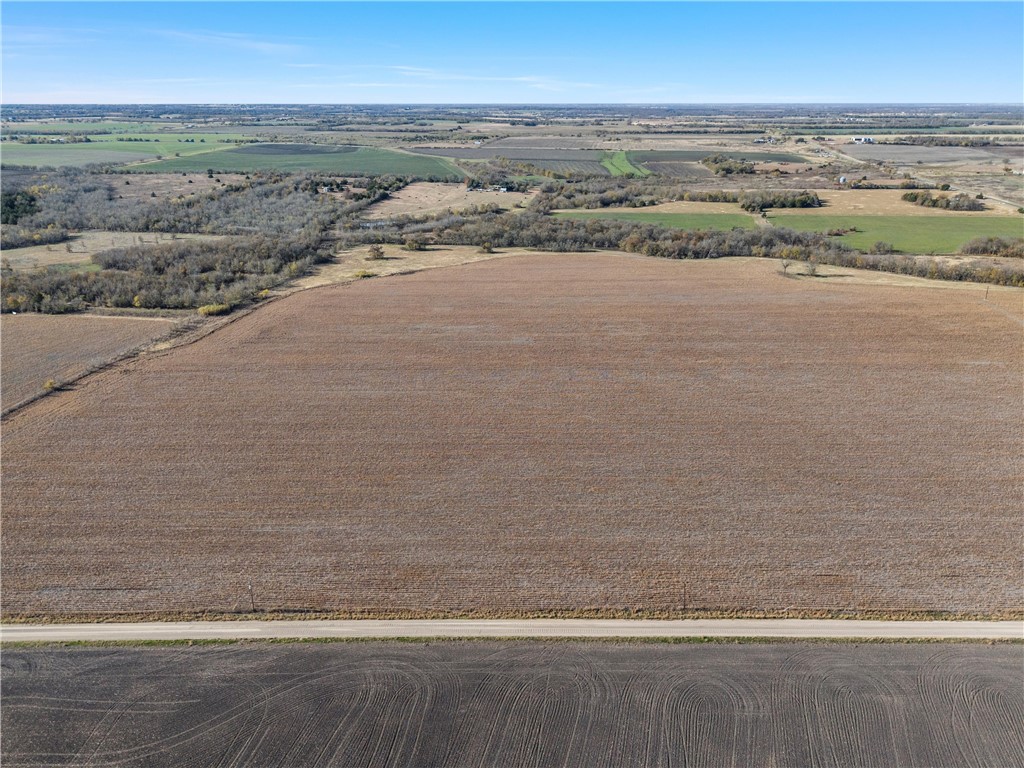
532, 179, 819, 213
2, 235, 332, 313
901, 191, 986, 211
959, 236, 1024, 259
701, 154, 755, 175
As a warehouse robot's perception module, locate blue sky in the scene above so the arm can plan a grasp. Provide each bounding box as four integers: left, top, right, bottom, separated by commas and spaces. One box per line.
3, 2, 1022, 103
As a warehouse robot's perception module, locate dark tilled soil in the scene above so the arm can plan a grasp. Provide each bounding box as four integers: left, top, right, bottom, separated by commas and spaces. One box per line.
2, 642, 1021, 767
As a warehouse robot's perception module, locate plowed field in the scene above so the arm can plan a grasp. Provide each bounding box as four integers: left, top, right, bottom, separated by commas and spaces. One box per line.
2, 254, 1021, 617
1, 314, 177, 409
3, 643, 1021, 767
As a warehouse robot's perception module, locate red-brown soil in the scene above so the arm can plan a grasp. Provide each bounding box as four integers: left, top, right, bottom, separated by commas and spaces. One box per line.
1, 314, 177, 409
2, 254, 1021, 617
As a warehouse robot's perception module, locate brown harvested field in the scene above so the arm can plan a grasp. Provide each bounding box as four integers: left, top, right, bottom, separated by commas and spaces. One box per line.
2, 253, 1022, 618
0, 313, 178, 409
3, 642, 1022, 767
292, 244, 543, 290
2, 231, 225, 271
363, 181, 534, 219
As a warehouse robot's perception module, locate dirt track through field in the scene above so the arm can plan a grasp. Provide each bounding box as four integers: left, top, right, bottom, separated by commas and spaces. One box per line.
3, 643, 1021, 767
2, 253, 1021, 617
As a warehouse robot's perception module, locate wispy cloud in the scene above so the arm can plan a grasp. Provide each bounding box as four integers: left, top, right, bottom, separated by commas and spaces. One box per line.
2, 25, 103, 53
157, 29, 303, 55
388, 65, 598, 92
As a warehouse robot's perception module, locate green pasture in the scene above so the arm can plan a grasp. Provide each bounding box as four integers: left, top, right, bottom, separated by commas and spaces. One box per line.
601, 151, 650, 177
769, 214, 1024, 254
139, 145, 464, 178
554, 209, 757, 230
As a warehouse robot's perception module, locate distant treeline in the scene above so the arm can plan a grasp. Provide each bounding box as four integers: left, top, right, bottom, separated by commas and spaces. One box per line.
533, 179, 820, 213
885, 136, 1022, 148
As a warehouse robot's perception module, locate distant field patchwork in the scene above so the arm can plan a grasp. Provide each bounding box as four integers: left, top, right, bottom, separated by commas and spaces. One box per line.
1, 134, 248, 167
140, 144, 464, 177
770, 213, 1024, 253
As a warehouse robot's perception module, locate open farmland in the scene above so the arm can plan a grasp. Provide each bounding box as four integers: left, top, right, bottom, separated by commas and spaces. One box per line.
0, 313, 178, 409
628, 150, 810, 164
840, 143, 1022, 164
554, 209, 757, 229
364, 182, 534, 219
769, 213, 1024, 253
602, 151, 650, 177
139, 144, 463, 178
2, 254, 1021, 618
411, 146, 612, 176
3, 642, 1022, 767
0, 134, 249, 167
805, 188, 1023, 216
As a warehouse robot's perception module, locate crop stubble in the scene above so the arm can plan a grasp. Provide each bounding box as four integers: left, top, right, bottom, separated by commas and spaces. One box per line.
0, 314, 177, 409
1, 254, 1021, 617
2, 643, 1021, 767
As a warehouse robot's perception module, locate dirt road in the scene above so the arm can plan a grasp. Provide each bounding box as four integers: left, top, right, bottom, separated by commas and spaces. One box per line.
3, 618, 1020, 643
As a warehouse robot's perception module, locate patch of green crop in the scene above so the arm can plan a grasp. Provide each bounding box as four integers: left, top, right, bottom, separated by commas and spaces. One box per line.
769, 214, 1024, 254
601, 151, 650, 177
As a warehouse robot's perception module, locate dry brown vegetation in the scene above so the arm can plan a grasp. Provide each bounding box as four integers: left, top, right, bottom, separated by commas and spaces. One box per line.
1, 231, 225, 271
291, 244, 539, 289
0, 313, 178, 408
2, 254, 1021, 619
807, 188, 1021, 216
112, 172, 248, 202
363, 181, 534, 219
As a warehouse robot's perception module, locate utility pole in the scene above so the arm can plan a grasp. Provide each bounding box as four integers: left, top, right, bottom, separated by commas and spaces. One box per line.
247, 578, 255, 613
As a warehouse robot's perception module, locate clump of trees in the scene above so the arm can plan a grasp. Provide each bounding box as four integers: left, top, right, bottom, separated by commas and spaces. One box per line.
736, 190, 821, 212
901, 191, 985, 211
701, 154, 755, 175
1, 190, 39, 224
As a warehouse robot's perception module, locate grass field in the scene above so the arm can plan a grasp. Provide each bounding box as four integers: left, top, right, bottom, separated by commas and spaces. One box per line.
770, 213, 1024, 253
602, 151, 650, 177
4, 643, 1022, 767
554, 209, 756, 229
140, 144, 464, 177
3, 254, 1020, 618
